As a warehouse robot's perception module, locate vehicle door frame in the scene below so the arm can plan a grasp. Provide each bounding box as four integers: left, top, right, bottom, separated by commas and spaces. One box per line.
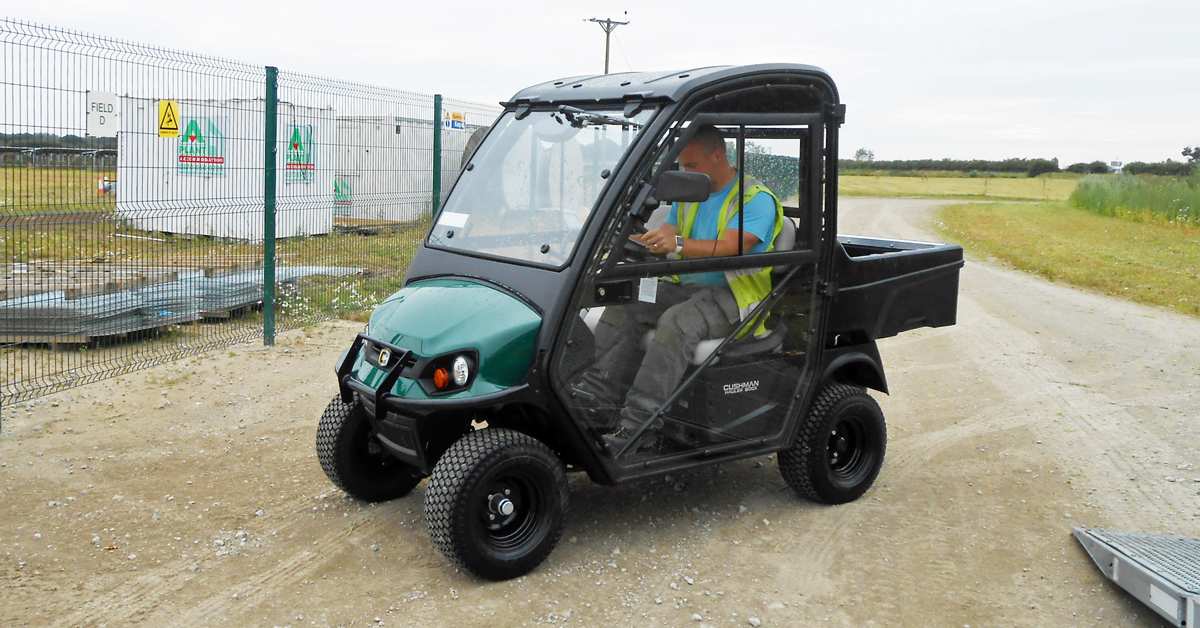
546, 83, 843, 483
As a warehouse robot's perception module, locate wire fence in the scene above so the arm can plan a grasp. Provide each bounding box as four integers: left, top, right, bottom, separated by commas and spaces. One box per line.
0, 18, 501, 411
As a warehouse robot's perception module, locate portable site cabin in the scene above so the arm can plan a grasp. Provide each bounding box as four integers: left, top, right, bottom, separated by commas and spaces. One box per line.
116, 98, 336, 240
332, 115, 486, 224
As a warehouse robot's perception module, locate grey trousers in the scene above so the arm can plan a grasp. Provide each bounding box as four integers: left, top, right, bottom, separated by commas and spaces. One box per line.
589, 281, 740, 432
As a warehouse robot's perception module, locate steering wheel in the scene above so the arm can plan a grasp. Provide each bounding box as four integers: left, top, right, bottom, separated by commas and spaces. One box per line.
622, 229, 660, 262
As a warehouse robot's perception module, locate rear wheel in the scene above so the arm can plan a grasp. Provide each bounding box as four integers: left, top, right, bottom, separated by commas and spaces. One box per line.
424, 428, 568, 581
779, 383, 886, 504
316, 395, 422, 502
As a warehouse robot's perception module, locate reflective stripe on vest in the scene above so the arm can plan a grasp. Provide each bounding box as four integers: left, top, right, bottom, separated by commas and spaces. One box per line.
676, 177, 784, 337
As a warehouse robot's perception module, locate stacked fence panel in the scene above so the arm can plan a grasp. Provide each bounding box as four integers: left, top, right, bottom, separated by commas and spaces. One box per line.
0, 19, 501, 408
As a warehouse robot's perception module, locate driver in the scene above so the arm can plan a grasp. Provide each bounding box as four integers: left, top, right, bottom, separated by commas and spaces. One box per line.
577, 124, 785, 455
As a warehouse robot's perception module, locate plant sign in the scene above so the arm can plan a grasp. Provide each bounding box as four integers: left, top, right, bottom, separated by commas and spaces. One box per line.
285, 124, 315, 183
177, 117, 225, 177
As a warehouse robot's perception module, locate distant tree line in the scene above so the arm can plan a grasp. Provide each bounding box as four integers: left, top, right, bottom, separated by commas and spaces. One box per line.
1064, 161, 1113, 174
838, 157, 1061, 177
837, 146, 1200, 178
0, 133, 116, 149
1122, 160, 1195, 176
1125, 147, 1200, 175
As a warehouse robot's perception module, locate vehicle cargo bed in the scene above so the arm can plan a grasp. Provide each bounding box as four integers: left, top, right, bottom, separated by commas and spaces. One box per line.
826, 236, 964, 342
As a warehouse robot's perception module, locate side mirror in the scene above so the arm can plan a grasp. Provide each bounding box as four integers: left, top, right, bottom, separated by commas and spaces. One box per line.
657, 171, 711, 203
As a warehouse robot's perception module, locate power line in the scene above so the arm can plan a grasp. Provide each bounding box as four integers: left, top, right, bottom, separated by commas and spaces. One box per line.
585, 15, 629, 75
613, 33, 633, 73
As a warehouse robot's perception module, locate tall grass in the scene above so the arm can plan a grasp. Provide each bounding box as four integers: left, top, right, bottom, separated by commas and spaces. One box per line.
1069, 173, 1200, 225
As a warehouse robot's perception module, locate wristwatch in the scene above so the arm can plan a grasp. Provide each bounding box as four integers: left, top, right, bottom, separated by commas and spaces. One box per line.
673, 235, 684, 255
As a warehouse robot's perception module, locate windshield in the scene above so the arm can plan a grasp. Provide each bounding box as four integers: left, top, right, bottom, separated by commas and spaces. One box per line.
429, 107, 654, 266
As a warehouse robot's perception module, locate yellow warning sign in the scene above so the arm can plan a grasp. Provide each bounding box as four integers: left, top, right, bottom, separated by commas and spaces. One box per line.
158, 100, 180, 138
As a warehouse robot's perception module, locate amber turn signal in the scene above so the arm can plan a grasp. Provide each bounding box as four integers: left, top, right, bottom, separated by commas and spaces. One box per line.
433, 367, 451, 389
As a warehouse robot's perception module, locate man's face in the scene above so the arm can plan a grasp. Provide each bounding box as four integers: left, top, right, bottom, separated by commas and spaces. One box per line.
678, 141, 726, 191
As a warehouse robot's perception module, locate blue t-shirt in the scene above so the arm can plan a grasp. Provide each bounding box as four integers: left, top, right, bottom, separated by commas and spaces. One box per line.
666, 176, 777, 287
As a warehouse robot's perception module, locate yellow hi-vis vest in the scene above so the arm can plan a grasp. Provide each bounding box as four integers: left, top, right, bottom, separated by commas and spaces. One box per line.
675, 177, 784, 337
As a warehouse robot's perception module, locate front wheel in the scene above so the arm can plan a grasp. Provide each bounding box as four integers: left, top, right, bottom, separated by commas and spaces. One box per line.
779, 383, 887, 504
315, 395, 422, 502
424, 428, 568, 581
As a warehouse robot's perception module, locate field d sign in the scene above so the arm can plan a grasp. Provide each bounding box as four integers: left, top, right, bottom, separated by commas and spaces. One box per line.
86, 91, 119, 138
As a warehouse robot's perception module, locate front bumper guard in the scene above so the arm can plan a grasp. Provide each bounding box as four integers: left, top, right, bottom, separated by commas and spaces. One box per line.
335, 332, 530, 472
336, 333, 419, 414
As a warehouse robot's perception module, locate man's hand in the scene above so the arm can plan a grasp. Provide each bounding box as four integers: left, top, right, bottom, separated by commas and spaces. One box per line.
636, 223, 761, 258
636, 224, 679, 255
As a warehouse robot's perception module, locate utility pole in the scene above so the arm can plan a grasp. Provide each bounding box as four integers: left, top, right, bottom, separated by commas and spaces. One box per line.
585, 15, 629, 74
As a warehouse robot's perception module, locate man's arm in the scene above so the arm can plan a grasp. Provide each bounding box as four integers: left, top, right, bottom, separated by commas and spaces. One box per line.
637, 221, 761, 258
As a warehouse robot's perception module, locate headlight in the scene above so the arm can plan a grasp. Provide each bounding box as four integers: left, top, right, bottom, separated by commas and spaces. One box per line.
421, 351, 477, 395
452, 355, 470, 386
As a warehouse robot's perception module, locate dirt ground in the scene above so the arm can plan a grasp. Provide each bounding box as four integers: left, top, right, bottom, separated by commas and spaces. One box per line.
2, 197, 1197, 627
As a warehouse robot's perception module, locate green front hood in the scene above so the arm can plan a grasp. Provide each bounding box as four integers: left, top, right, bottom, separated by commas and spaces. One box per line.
356, 278, 542, 399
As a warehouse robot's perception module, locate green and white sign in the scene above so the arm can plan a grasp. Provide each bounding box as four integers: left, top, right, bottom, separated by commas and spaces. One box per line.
177, 117, 225, 177
285, 124, 315, 184
333, 177, 352, 215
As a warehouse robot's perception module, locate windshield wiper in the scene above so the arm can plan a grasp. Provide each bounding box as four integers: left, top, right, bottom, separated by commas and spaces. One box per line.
557, 105, 641, 129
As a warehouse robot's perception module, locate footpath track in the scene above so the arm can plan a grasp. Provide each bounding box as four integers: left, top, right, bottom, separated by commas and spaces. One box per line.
0, 198, 1195, 627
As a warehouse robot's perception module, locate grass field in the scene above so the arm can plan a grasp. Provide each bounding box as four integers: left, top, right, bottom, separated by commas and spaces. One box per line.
841, 173, 1079, 201
934, 202, 1200, 317
2, 166, 116, 215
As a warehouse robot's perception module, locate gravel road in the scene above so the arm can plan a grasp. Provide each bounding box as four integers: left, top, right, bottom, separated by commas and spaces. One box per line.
1, 197, 1196, 627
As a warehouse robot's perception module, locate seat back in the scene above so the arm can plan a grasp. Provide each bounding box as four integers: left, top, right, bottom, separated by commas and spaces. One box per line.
774, 216, 796, 251
645, 204, 673, 231
771, 217, 797, 275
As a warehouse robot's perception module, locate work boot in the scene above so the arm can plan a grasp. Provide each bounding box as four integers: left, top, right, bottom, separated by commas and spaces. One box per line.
602, 425, 663, 458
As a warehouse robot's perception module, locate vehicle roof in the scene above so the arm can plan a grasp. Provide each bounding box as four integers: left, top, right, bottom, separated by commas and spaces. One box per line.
504, 63, 837, 107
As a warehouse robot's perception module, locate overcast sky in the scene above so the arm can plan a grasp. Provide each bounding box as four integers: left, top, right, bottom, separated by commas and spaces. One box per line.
4, 0, 1197, 165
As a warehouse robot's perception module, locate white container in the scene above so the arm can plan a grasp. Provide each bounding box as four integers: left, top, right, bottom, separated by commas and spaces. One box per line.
116, 97, 336, 240
332, 115, 485, 224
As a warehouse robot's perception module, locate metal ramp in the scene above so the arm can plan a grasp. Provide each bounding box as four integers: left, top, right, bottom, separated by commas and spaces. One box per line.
1073, 527, 1200, 627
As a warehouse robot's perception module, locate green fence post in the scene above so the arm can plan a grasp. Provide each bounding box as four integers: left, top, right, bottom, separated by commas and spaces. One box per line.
432, 94, 442, 217
263, 66, 278, 346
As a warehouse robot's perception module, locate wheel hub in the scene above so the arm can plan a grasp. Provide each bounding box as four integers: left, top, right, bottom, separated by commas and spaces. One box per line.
828, 423, 859, 470
490, 493, 515, 516
484, 485, 522, 527
826, 415, 875, 480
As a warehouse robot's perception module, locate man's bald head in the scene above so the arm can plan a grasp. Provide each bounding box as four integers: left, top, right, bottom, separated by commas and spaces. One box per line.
678, 124, 735, 192
688, 124, 727, 158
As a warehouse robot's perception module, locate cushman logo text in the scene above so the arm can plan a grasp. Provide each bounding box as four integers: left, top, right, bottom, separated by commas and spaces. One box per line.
723, 380, 759, 395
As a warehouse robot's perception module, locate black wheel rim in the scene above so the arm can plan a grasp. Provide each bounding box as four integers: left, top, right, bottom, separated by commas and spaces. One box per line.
826, 414, 876, 486
476, 470, 545, 552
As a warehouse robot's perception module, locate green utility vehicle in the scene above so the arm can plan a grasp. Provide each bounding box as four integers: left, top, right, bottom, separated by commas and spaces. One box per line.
316, 64, 963, 580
